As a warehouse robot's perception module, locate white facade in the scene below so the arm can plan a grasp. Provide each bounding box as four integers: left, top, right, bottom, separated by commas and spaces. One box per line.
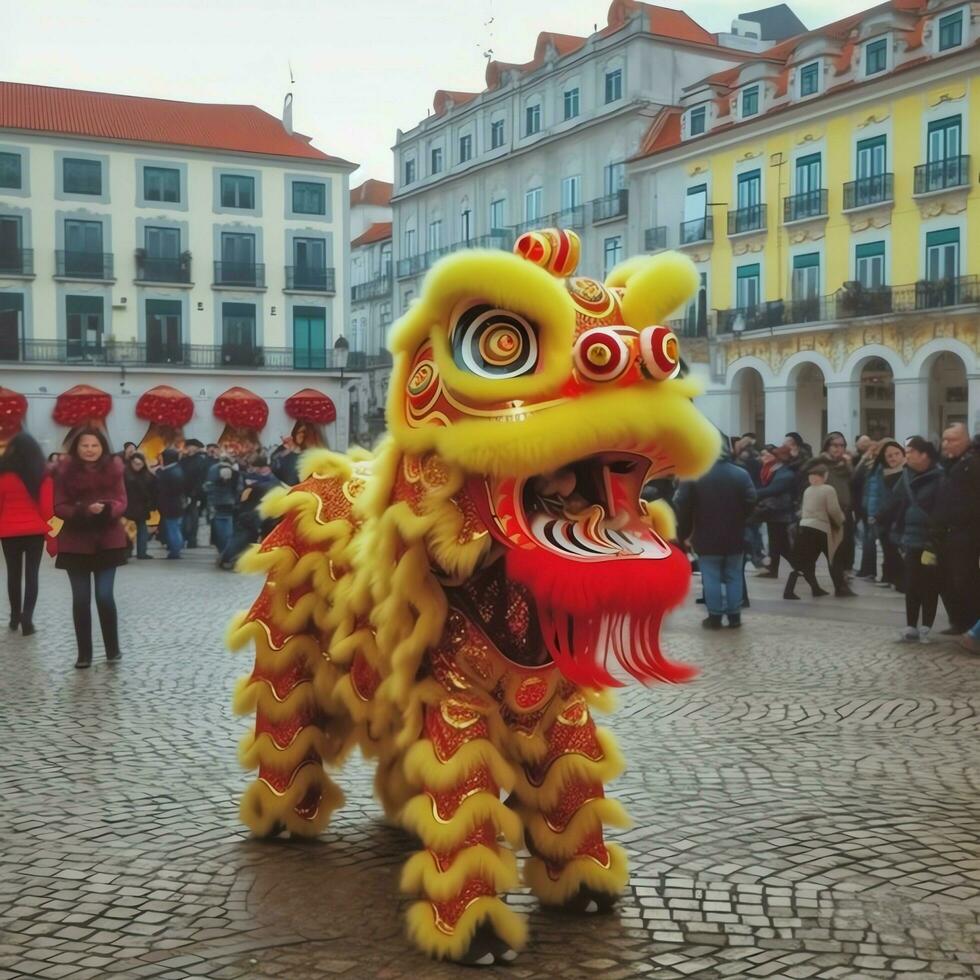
0, 107, 358, 454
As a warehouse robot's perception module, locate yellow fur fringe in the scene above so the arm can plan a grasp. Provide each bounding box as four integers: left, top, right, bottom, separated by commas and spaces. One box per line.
521, 798, 631, 861
401, 845, 519, 901
400, 791, 524, 851
524, 842, 629, 906
239, 763, 344, 838
403, 739, 516, 794
405, 897, 528, 961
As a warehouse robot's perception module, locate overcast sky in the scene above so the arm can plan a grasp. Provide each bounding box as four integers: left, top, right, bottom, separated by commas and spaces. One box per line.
2, 0, 872, 185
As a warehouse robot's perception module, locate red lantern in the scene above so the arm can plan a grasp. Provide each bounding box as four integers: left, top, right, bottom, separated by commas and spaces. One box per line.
214, 386, 269, 431
285, 388, 337, 425
136, 385, 194, 428
0, 386, 27, 437
53, 384, 112, 427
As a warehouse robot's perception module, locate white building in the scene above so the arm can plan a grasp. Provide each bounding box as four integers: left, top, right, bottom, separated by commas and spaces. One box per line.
389, 0, 784, 313
0, 81, 359, 454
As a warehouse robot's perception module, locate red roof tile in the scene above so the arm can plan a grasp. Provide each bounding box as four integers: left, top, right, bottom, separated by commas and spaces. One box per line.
350, 179, 393, 207
351, 221, 392, 247
605, 1, 717, 45
0, 81, 352, 164
433, 90, 481, 116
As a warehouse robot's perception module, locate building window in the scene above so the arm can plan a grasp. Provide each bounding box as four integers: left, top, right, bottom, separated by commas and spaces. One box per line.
0, 292, 24, 360
404, 228, 416, 256
938, 10, 963, 50
603, 161, 625, 196
144, 225, 180, 264
427, 220, 442, 252
736, 263, 760, 310
799, 62, 819, 97
560, 175, 580, 212
292, 181, 326, 215
0, 216, 22, 272
458, 134, 473, 163
603, 236, 623, 277
489, 198, 506, 231
460, 209, 472, 242
220, 173, 255, 209
63, 219, 104, 277
293, 306, 327, 369
144, 166, 180, 203
604, 69, 623, 104
741, 86, 759, 117
682, 184, 708, 244
220, 232, 256, 284
404, 158, 416, 185
490, 119, 505, 149
525, 104, 541, 136
221, 302, 257, 363
146, 299, 182, 364
524, 187, 542, 222
791, 252, 820, 301
0, 152, 23, 190
925, 228, 960, 281
293, 237, 326, 288
66, 296, 104, 356
431, 146, 443, 174
63, 158, 102, 195
564, 87, 580, 120
689, 107, 706, 136
865, 38, 888, 75
928, 115, 962, 163
855, 241, 886, 288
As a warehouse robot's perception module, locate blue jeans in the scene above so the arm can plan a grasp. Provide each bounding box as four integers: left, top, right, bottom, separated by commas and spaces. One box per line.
161, 517, 184, 558
700, 553, 744, 616
211, 513, 233, 554
66, 567, 118, 660
134, 520, 149, 558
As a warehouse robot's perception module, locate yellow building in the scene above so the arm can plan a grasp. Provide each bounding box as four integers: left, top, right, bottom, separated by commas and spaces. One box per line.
628, 0, 979, 446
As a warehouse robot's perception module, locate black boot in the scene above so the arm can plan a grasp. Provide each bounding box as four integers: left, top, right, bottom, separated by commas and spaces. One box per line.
21, 621, 35, 636
726, 613, 742, 628
805, 572, 829, 597
701, 614, 723, 630
783, 572, 800, 600
8, 613, 19, 631
74, 652, 92, 669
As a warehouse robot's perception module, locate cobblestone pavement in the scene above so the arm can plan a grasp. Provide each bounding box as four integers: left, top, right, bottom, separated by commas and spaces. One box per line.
1, 548, 979, 980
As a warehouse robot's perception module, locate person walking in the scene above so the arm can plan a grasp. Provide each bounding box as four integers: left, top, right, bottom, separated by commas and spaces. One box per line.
53, 428, 127, 667
179, 439, 210, 548
204, 455, 241, 561
123, 453, 156, 560
807, 433, 856, 595
155, 448, 186, 559
0, 433, 53, 636
754, 445, 796, 579
877, 437, 944, 644
218, 455, 284, 570
931, 424, 980, 636
869, 440, 906, 591
853, 441, 880, 580
783, 464, 843, 600
674, 448, 757, 629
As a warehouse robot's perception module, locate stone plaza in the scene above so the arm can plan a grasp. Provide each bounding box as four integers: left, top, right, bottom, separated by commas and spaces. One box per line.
1, 552, 978, 980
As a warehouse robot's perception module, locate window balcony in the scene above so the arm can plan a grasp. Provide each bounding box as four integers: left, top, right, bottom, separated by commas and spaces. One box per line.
213, 261, 265, 288
351, 275, 392, 301
0, 247, 33, 276
644, 226, 667, 252
591, 189, 628, 223
56, 250, 114, 280
727, 203, 766, 236
285, 266, 336, 292
913, 155, 970, 195
842, 173, 894, 211
679, 215, 713, 246
395, 233, 513, 279
783, 189, 828, 223
554, 204, 586, 230
135, 253, 191, 284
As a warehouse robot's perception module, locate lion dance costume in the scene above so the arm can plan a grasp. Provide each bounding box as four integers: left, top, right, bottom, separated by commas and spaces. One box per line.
229, 230, 718, 965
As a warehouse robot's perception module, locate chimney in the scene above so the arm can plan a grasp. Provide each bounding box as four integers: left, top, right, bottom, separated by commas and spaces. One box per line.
282, 92, 294, 135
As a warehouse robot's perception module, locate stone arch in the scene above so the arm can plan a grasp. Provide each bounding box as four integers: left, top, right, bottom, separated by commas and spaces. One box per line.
906, 337, 977, 378
847, 352, 896, 441
841, 344, 904, 384
729, 360, 770, 440
783, 354, 832, 451
726, 354, 775, 388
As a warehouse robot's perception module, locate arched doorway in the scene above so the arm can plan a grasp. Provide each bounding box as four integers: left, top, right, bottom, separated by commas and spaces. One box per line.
732, 367, 766, 441
792, 362, 827, 450
859, 357, 895, 440
927, 351, 968, 442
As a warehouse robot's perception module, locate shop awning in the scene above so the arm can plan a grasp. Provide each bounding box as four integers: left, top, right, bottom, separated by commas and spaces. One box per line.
53, 384, 112, 426
136, 385, 194, 428
285, 387, 337, 425
213, 386, 268, 431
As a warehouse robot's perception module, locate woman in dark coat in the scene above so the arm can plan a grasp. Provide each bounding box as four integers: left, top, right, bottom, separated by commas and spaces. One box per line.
123, 453, 156, 560
53, 428, 128, 668
755, 445, 797, 578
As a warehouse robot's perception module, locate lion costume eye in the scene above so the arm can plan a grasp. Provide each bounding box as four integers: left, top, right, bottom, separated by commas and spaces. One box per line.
451, 303, 539, 380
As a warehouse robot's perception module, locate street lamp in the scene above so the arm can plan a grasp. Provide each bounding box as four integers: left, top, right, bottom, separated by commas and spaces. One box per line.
334, 334, 350, 383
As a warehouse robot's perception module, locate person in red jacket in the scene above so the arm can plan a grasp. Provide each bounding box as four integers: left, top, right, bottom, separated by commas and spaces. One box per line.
53, 428, 128, 668
0, 433, 53, 636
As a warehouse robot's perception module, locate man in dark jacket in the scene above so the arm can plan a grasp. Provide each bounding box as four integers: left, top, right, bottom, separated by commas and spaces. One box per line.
675, 451, 757, 629
218, 456, 284, 569
179, 440, 211, 548
932, 424, 980, 634
204, 457, 241, 559
155, 448, 186, 559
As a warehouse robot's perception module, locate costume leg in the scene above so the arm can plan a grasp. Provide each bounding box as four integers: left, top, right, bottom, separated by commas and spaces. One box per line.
400, 698, 526, 962
514, 694, 630, 911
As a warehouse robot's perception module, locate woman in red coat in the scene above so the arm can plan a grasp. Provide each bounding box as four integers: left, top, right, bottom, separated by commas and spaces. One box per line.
0, 433, 53, 636
53, 428, 128, 668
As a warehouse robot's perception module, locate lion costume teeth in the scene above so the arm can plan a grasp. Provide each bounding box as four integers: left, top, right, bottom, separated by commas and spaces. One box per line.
230, 228, 718, 963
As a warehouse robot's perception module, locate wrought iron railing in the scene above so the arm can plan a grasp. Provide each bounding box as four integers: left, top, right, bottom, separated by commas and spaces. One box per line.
135, 255, 191, 283
592, 189, 629, 222
913, 155, 970, 195
213, 261, 265, 287
679, 215, 713, 245
644, 226, 667, 252
783, 189, 828, 223
842, 173, 894, 210
727, 204, 766, 236
351, 276, 392, 301
395, 232, 513, 279
56, 250, 114, 279
285, 266, 336, 292
0, 247, 33, 276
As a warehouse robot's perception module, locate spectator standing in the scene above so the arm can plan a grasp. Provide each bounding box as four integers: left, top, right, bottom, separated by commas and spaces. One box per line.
734, 433, 764, 568
783, 464, 842, 599
53, 429, 127, 668
853, 441, 881, 580
674, 449, 757, 629
870, 441, 906, 591
755, 445, 797, 579
179, 440, 211, 548
218, 455, 284, 570
931, 424, 980, 636
123, 453, 156, 560
0, 433, 53, 636
205, 456, 241, 561
155, 448, 186, 559
120, 442, 138, 463
807, 433, 856, 595
877, 437, 944, 643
